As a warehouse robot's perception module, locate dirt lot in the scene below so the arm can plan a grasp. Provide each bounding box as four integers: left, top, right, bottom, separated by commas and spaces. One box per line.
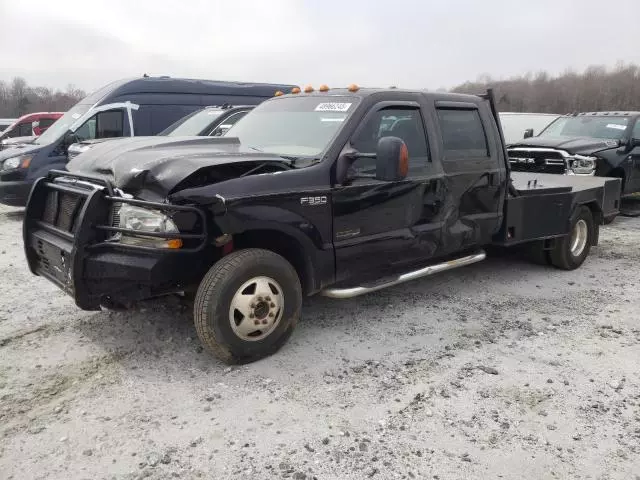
1, 203, 639, 480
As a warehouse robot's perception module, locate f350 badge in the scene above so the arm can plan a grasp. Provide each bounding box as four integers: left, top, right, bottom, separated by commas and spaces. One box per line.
300, 196, 327, 206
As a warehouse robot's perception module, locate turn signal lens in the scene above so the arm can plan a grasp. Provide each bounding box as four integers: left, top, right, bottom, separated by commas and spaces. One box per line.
166, 239, 183, 249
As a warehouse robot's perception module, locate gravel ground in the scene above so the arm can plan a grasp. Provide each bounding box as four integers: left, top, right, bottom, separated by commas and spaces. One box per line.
1, 203, 639, 480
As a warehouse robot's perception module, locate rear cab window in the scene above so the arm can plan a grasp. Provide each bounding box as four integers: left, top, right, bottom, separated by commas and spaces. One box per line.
436, 108, 490, 160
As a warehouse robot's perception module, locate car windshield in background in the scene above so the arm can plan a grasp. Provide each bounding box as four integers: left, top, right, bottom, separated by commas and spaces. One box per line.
499, 113, 560, 144
226, 96, 359, 157
160, 108, 224, 136
539, 116, 630, 140
34, 104, 92, 144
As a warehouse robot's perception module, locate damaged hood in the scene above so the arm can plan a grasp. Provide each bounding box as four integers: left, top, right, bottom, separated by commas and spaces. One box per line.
509, 135, 620, 155
66, 136, 291, 196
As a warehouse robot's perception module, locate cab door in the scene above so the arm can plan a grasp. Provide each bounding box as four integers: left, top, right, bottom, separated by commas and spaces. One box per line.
434, 102, 504, 252
331, 100, 445, 284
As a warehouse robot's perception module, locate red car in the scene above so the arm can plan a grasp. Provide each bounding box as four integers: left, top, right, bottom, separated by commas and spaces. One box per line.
0, 112, 64, 141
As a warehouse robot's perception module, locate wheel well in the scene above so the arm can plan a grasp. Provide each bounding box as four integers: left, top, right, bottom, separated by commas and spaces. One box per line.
232, 230, 314, 295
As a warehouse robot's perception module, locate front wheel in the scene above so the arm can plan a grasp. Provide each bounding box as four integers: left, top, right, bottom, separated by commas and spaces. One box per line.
549, 206, 594, 270
194, 249, 302, 364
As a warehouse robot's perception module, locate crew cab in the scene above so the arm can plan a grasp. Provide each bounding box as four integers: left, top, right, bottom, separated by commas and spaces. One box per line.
23, 86, 621, 364
508, 111, 640, 197
66, 105, 254, 160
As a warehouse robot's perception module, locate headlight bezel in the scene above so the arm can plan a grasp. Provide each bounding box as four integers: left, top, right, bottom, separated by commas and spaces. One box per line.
570, 154, 597, 175
115, 203, 182, 249
1, 154, 32, 171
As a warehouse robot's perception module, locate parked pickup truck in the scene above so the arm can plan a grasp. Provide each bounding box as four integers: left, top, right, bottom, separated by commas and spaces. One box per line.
23, 86, 621, 364
508, 111, 640, 197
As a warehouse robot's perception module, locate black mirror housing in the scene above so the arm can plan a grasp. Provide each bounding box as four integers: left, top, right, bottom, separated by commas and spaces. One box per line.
376, 136, 408, 182
523, 128, 534, 139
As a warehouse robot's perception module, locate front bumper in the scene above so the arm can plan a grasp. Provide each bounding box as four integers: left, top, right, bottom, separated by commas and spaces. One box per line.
0, 179, 33, 206
23, 171, 211, 310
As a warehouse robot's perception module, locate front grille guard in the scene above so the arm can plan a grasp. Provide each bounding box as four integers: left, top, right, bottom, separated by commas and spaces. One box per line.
32, 170, 209, 254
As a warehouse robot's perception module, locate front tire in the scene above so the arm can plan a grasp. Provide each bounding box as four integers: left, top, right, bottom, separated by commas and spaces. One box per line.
194, 249, 302, 364
549, 206, 594, 270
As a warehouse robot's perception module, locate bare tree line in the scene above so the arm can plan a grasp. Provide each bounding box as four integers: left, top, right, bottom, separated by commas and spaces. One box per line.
2, 63, 640, 118
452, 63, 640, 113
0, 77, 86, 118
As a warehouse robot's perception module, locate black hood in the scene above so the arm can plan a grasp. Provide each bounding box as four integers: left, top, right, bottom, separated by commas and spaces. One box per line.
509, 135, 620, 155
66, 136, 292, 196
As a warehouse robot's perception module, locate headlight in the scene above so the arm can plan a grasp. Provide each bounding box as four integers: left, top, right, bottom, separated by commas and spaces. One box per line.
117, 204, 182, 248
2, 154, 32, 171
570, 155, 597, 175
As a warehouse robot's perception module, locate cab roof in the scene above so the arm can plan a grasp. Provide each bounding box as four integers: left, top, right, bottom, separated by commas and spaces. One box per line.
276, 87, 485, 104
568, 111, 640, 117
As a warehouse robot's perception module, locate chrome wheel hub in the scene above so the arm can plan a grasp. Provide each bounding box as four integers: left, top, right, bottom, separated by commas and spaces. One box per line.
229, 276, 284, 341
570, 219, 588, 257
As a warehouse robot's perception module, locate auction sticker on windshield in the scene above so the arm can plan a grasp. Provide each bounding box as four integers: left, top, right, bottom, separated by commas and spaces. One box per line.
606, 124, 627, 131
315, 103, 352, 112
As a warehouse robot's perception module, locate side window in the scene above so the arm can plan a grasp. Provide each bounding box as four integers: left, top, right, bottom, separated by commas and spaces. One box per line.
17, 123, 33, 136
210, 111, 249, 137
95, 110, 124, 138
633, 119, 640, 140
74, 118, 97, 142
351, 107, 429, 174
38, 118, 56, 130
437, 108, 489, 159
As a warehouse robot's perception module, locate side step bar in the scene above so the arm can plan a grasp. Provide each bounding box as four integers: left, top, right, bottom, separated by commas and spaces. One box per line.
321, 251, 486, 299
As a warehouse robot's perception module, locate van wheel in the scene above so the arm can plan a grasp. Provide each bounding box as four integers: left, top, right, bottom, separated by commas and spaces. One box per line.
549, 206, 594, 270
194, 249, 302, 364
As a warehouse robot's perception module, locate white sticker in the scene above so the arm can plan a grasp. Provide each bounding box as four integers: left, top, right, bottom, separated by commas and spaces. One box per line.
72, 113, 81, 119
320, 117, 345, 122
606, 123, 627, 131
314, 102, 352, 112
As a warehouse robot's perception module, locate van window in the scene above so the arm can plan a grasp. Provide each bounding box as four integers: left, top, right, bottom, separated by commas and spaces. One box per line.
96, 110, 124, 138
74, 119, 96, 141
437, 109, 489, 159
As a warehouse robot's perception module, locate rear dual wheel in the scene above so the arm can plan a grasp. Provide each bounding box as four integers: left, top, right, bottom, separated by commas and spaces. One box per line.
194, 249, 302, 364
548, 205, 594, 270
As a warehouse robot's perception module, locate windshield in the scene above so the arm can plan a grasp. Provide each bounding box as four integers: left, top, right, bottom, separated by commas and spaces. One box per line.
226, 95, 359, 157
34, 104, 92, 145
159, 108, 223, 136
539, 116, 630, 140
499, 113, 560, 144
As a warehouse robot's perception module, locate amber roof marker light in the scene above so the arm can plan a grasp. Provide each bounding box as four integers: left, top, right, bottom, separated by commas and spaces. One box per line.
319, 84, 329, 92
348, 84, 360, 92
291, 87, 301, 94
274, 91, 284, 97
304, 85, 314, 93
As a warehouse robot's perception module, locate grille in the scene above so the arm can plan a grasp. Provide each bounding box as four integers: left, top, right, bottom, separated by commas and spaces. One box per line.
41, 190, 85, 232
508, 149, 567, 174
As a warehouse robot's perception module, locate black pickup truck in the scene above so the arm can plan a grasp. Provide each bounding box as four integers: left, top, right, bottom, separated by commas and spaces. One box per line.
23, 87, 621, 364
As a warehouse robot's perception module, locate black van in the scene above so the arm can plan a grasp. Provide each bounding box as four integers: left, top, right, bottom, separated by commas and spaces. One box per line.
0, 76, 297, 206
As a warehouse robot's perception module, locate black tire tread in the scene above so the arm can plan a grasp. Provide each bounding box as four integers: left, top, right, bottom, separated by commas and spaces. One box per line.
549, 206, 593, 270
194, 248, 300, 364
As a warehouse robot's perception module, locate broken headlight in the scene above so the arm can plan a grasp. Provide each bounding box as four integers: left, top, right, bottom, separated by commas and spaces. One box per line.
570, 155, 597, 175
117, 204, 181, 248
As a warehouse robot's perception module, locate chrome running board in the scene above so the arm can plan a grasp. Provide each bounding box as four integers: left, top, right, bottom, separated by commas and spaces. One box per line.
321, 250, 486, 299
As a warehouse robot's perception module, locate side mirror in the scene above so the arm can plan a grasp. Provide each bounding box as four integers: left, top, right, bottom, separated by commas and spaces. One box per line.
375, 136, 408, 182
523, 128, 534, 139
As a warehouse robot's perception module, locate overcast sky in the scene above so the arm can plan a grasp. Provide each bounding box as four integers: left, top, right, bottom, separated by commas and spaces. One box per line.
1, 0, 639, 94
